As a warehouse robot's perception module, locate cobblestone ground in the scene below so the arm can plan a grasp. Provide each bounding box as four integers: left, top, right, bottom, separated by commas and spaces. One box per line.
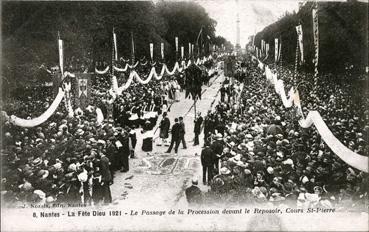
110, 71, 225, 209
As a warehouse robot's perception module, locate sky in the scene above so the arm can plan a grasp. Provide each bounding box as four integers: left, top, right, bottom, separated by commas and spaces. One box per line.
196, 0, 299, 47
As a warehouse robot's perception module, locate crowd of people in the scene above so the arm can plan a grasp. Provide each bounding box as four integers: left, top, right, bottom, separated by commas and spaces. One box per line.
3, 52, 368, 211
1, 56, 215, 206
192, 55, 368, 211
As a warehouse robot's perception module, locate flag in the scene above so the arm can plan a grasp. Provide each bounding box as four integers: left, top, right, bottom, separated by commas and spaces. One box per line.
113, 29, 118, 61
131, 32, 135, 63
58, 33, 63, 75
150, 43, 154, 60
175, 37, 178, 52
295, 25, 304, 64
261, 39, 264, 53
181, 46, 184, 59
188, 43, 191, 58
161, 42, 164, 59
278, 38, 282, 61
275, 38, 279, 62
74, 73, 92, 109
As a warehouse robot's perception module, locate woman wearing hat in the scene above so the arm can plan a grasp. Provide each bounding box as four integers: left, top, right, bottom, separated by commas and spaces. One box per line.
158, 112, 170, 146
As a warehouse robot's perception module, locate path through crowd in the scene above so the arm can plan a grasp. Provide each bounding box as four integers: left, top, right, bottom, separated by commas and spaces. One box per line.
110, 69, 225, 209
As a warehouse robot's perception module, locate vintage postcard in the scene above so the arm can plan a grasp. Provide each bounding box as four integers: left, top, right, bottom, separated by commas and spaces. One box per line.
1, 0, 368, 231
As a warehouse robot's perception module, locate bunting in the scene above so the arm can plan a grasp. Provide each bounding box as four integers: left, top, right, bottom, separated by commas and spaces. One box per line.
260, 60, 368, 173
9, 88, 65, 128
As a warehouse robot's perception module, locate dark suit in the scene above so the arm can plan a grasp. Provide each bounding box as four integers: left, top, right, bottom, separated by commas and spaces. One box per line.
194, 116, 203, 145
167, 122, 180, 153
175, 121, 187, 150
100, 155, 112, 203
117, 133, 130, 172
201, 146, 216, 184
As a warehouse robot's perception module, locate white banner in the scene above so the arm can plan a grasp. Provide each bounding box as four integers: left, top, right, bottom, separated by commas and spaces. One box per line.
261, 39, 265, 53
295, 25, 304, 64
188, 43, 191, 57
278, 39, 282, 61
299, 111, 368, 173
161, 43, 164, 59
261, 60, 368, 173
113, 64, 128, 72
95, 66, 110, 74
58, 39, 63, 75
9, 88, 65, 127
175, 37, 178, 52
113, 32, 118, 61
274, 38, 279, 62
150, 43, 154, 60
181, 46, 184, 59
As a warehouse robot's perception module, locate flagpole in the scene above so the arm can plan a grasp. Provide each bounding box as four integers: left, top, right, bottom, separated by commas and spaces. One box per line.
111, 27, 115, 76
196, 26, 203, 58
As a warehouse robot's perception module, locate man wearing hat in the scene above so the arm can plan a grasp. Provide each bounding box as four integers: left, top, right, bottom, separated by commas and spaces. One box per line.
166, 118, 180, 154
98, 151, 112, 204
185, 177, 202, 206
116, 129, 130, 172
176, 116, 187, 150
193, 112, 203, 146
201, 142, 216, 185
210, 133, 224, 172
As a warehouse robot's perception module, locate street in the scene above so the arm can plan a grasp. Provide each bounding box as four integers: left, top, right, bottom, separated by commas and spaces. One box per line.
110, 70, 225, 209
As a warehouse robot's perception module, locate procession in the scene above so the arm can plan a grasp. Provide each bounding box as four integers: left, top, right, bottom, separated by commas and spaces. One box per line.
1, 0, 368, 217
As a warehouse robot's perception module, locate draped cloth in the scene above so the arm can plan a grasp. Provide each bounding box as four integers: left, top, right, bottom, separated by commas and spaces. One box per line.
299, 111, 368, 172
261, 61, 368, 173
113, 64, 129, 72
95, 66, 110, 74
9, 88, 65, 127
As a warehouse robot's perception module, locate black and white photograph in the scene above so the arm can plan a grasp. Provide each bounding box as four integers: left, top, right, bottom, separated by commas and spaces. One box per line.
1, 0, 368, 231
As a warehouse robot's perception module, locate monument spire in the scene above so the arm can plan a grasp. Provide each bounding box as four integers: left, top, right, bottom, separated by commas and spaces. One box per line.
235, 0, 241, 54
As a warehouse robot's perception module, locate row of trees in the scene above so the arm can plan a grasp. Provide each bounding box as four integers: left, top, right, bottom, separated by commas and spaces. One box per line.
2, 1, 231, 94
250, 0, 368, 74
